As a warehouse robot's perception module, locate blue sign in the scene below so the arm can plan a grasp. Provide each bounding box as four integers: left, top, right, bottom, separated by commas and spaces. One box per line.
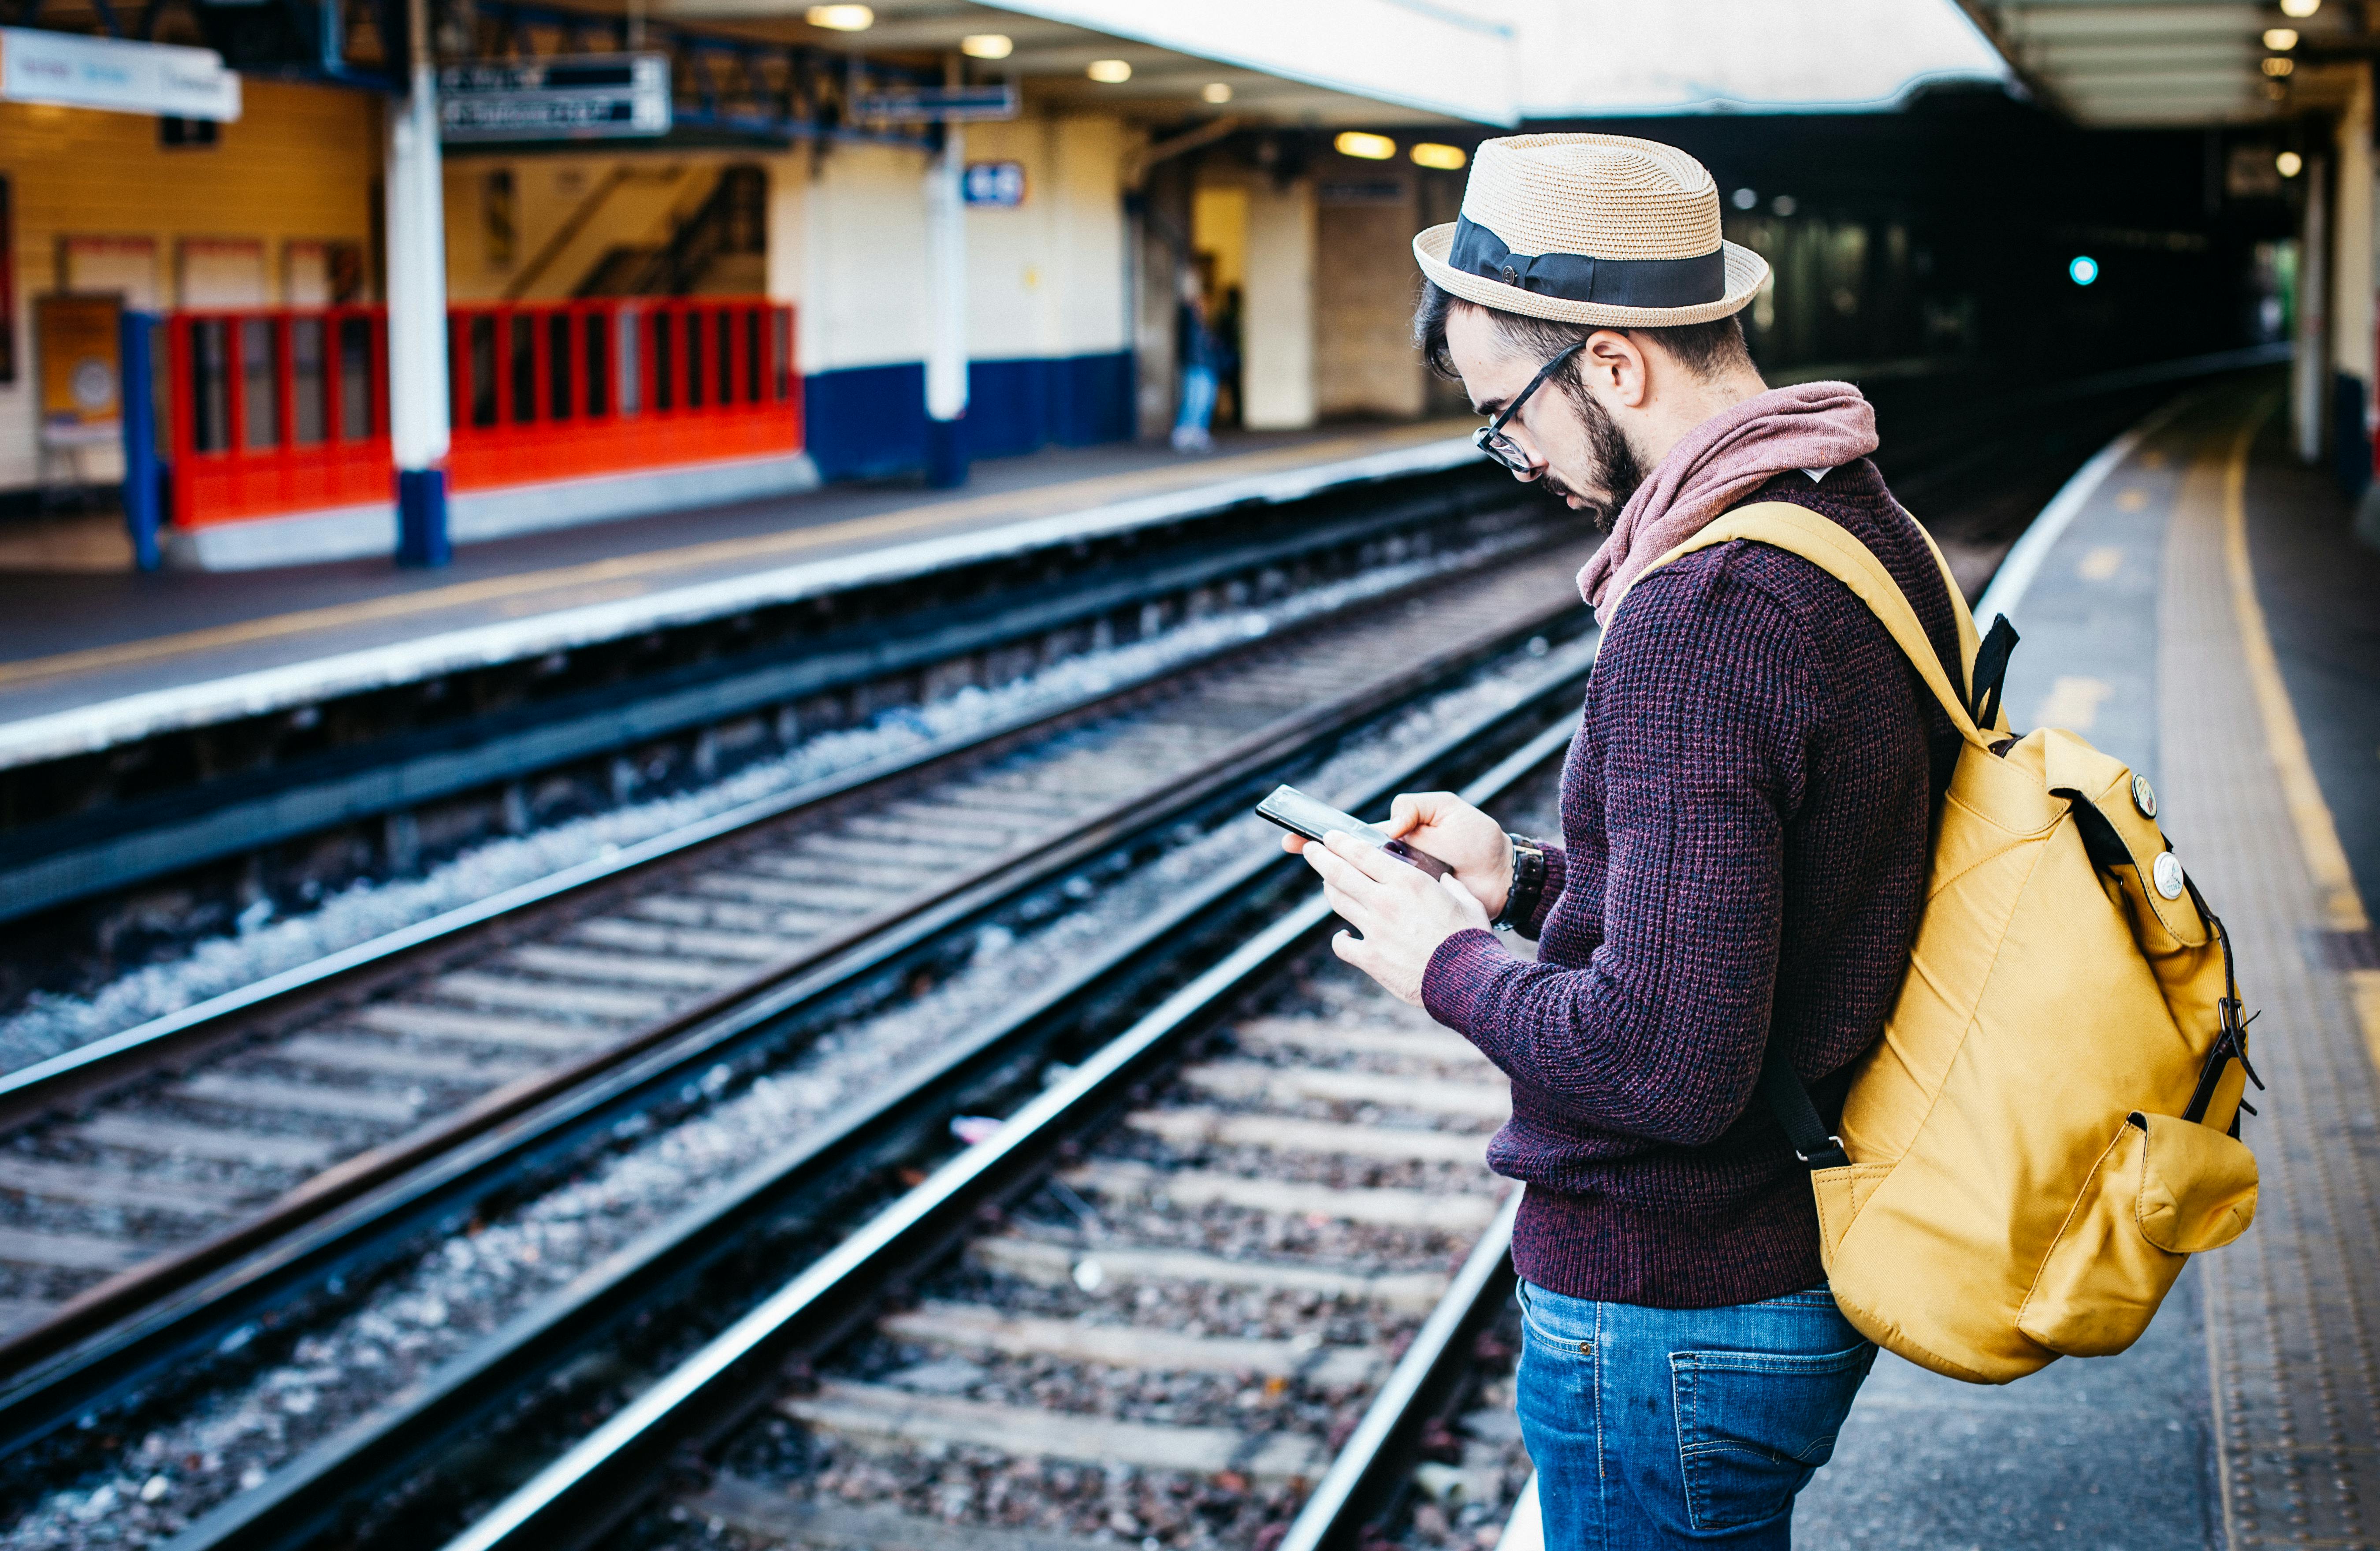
963, 160, 1026, 208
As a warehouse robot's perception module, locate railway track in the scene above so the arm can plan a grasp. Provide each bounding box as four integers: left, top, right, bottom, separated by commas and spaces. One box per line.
0, 539, 1598, 1547
421, 714, 1575, 1551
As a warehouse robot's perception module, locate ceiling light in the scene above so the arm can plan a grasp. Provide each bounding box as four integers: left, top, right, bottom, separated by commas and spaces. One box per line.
2280, 0, 2319, 16
1334, 131, 1395, 161
1086, 58, 1132, 83
1731, 187, 1757, 210
1771, 194, 1797, 216
961, 33, 1012, 59
804, 4, 872, 30
2263, 26, 2298, 48
1409, 142, 1466, 171
1201, 82, 1232, 104
2277, 150, 2305, 176
2263, 56, 2295, 75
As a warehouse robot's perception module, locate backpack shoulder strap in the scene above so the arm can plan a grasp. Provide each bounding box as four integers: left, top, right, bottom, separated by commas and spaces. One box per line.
1618, 500, 1992, 751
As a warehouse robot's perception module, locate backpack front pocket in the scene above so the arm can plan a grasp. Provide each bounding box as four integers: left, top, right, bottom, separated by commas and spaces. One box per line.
2017, 1112, 2258, 1358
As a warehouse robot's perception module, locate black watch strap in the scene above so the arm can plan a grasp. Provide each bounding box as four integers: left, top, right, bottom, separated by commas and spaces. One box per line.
1492, 834, 1548, 932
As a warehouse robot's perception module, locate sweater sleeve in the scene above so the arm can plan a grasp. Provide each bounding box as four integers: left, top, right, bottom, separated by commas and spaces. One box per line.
1421, 559, 1823, 1147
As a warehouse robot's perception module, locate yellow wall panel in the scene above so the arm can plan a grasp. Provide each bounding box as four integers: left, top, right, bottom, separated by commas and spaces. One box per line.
0, 81, 381, 492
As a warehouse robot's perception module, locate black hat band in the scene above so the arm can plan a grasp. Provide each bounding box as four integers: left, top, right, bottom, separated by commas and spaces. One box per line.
1449, 216, 1726, 308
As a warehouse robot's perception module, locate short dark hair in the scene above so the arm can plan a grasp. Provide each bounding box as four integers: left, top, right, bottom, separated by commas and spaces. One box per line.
1412, 278, 1752, 387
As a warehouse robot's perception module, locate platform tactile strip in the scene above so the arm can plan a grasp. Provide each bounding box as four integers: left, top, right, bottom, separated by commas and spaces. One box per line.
2160, 391, 2380, 1551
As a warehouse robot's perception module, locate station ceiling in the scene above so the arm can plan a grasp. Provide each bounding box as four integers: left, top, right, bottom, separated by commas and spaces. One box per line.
1965, 0, 2369, 125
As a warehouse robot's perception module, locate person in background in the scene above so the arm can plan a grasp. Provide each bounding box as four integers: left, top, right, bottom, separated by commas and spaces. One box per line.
1212, 283, 1245, 428
1172, 269, 1218, 453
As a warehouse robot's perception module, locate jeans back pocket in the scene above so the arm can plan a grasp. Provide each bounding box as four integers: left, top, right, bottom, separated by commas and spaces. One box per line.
1669, 1342, 1876, 1532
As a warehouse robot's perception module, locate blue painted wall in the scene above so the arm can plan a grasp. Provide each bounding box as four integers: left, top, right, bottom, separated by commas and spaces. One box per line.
804, 351, 1132, 483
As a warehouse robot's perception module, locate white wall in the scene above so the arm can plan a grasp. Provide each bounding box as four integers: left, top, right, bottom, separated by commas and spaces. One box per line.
1242, 176, 1317, 430
961, 115, 1132, 363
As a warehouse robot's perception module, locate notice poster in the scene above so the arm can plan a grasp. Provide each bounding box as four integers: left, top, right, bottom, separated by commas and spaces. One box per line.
36, 292, 123, 446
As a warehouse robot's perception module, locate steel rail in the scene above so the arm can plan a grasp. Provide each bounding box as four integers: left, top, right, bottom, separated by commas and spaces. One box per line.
0, 472, 1506, 926
157, 647, 1592, 1551
416, 710, 1583, 1551
0, 526, 1566, 1383
0, 573, 1592, 1484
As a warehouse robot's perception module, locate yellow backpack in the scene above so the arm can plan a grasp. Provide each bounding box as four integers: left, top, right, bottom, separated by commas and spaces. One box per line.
1626, 502, 2261, 1385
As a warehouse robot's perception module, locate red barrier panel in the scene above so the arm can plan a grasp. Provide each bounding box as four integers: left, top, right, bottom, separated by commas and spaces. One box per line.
445, 299, 801, 493
164, 298, 801, 530
166, 309, 392, 528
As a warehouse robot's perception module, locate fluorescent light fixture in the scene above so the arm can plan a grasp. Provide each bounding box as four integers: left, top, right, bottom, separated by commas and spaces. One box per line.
961, 33, 1013, 59
804, 4, 872, 30
2277, 150, 2304, 177
1201, 81, 1232, 103
2263, 27, 2298, 48
1086, 58, 1132, 82
2280, 0, 2320, 16
1334, 130, 1396, 160
1409, 142, 1465, 170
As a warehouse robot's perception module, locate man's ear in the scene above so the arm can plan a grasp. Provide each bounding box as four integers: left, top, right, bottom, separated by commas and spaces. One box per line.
1580, 329, 1651, 409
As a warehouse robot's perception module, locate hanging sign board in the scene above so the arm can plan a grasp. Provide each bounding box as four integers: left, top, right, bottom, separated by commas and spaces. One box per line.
961, 160, 1026, 207
440, 53, 671, 141
0, 27, 239, 120
855, 83, 1017, 122
36, 293, 123, 448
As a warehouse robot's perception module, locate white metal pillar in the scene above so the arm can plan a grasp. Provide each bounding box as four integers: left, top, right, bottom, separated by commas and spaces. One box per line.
2331, 68, 2374, 498
2294, 153, 2329, 466
388, 0, 452, 565
923, 122, 969, 487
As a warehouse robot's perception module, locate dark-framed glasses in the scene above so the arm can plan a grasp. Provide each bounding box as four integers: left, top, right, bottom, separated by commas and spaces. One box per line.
1473, 342, 1584, 475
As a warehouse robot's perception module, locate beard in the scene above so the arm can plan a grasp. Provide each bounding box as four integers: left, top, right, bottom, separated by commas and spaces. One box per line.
1543, 385, 1644, 532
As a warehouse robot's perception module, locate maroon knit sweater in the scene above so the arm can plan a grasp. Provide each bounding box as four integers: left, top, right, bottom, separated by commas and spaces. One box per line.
1420, 458, 1964, 1308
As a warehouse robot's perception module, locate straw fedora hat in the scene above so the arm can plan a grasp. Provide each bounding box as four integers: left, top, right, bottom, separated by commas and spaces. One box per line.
1413, 133, 1767, 327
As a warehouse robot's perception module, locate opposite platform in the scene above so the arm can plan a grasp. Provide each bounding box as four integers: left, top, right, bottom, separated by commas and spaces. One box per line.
0, 420, 1475, 769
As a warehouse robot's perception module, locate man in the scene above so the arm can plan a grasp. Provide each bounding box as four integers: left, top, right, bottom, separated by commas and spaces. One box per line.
1285, 134, 1966, 1545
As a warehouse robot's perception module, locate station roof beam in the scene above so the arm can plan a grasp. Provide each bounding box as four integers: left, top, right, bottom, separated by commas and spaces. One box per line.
1965, 0, 2365, 125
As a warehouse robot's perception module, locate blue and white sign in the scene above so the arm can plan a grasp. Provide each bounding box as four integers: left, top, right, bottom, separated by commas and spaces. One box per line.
962, 161, 1026, 208
0, 27, 239, 121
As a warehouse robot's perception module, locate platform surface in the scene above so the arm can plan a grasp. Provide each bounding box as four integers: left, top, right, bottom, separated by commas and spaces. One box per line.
0, 420, 1473, 766
1794, 376, 2380, 1548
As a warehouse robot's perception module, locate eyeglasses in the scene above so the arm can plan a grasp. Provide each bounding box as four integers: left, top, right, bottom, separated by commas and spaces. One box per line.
1473, 342, 1584, 475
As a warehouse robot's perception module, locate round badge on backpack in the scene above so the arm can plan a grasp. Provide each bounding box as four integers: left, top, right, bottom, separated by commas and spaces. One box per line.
2152, 851, 2185, 899
2131, 774, 2157, 819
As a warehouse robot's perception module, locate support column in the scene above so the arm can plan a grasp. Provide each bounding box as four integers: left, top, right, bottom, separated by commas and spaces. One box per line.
2330, 67, 2373, 501
387, 0, 452, 566
1242, 175, 1316, 431
2294, 153, 2329, 466
923, 123, 969, 488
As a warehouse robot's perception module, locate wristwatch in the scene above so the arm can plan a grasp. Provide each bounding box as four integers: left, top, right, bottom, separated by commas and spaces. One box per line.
1491, 834, 1548, 933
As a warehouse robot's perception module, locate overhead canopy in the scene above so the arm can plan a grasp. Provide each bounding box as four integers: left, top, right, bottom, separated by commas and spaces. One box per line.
1968, 0, 2363, 126
976, 0, 2009, 124
1510, 0, 2010, 117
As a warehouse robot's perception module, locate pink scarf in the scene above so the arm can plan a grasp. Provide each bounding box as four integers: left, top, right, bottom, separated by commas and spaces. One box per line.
1577, 381, 1879, 611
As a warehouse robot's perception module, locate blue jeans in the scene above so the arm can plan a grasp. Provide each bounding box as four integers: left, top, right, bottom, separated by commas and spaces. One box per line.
1515, 1280, 1875, 1548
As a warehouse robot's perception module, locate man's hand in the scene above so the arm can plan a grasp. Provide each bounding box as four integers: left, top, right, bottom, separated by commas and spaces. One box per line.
1279, 791, 1513, 916
1298, 829, 1494, 1006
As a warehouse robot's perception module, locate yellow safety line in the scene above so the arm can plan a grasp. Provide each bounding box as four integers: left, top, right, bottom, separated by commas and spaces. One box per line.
2219, 397, 2380, 1075
0, 423, 1469, 692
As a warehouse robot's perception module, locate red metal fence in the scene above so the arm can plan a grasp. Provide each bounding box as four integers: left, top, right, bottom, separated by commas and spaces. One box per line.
164, 298, 800, 530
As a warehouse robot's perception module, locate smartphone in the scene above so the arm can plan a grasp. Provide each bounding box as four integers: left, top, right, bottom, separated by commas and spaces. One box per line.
1256, 784, 1452, 879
